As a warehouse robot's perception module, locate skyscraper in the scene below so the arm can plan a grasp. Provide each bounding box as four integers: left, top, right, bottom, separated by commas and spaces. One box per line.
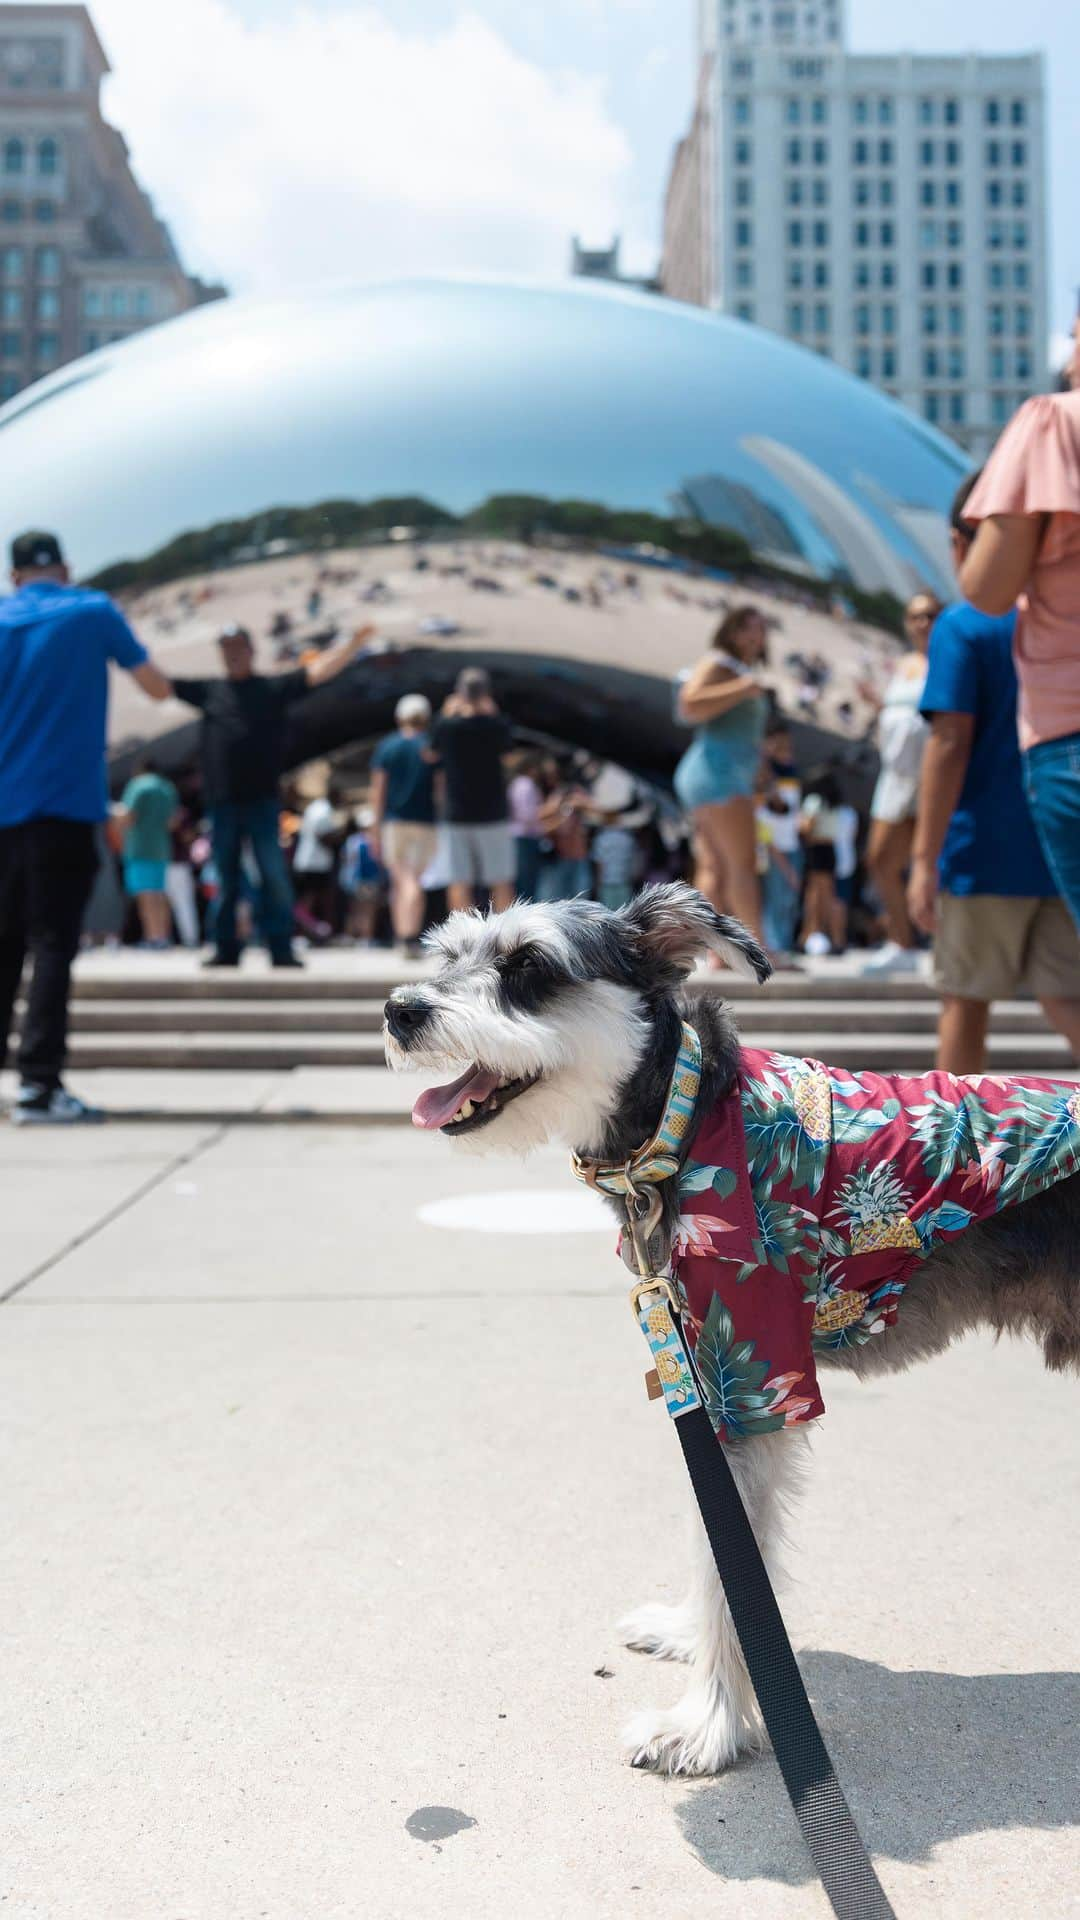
0, 3, 223, 403
663, 6, 1048, 459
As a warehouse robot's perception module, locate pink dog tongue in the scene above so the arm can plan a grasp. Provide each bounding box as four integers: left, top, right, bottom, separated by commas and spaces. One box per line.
412, 1064, 500, 1130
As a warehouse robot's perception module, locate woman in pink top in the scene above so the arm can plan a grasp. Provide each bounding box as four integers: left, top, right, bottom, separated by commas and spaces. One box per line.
962, 363, 1080, 931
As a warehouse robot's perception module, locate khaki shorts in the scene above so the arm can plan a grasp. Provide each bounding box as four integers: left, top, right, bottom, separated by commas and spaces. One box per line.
382, 821, 437, 875
934, 894, 1080, 1002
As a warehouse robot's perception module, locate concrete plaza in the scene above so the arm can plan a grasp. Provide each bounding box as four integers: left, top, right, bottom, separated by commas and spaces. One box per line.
3, 1118, 1079, 1919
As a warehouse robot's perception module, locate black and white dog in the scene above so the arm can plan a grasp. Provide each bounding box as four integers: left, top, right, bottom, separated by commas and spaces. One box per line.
385, 883, 1080, 1777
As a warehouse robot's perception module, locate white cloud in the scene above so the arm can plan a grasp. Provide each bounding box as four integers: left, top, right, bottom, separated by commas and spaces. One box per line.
84, 0, 635, 292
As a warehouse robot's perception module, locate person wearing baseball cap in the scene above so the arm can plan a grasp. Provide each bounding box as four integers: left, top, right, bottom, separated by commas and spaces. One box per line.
0, 529, 171, 1124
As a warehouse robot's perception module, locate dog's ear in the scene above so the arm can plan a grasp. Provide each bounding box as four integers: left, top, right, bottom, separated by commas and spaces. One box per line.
620, 883, 772, 983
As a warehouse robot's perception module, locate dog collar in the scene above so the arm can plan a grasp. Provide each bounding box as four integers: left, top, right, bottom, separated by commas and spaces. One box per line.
571, 1022, 702, 1196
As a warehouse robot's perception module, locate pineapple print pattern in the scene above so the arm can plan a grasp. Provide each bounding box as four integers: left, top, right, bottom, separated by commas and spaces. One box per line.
664, 1047, 1080, 1441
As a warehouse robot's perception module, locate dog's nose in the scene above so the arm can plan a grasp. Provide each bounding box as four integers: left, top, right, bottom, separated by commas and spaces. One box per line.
384, 991, 432, 1047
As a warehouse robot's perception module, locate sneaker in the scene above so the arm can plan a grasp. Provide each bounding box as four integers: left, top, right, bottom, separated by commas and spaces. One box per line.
858, 941, 921, 977
202, 951, 240, 969
12, 1085, 104, 1126
803, 931, 832, 958
271, 951, 305, 970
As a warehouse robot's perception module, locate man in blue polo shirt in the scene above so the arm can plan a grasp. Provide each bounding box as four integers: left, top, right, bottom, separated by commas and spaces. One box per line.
0, 530, 171, 1123
908, 475, 1080, 1073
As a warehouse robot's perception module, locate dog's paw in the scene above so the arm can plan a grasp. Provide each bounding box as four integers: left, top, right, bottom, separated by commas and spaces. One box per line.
623, 1696, 759, 1778
618, 1602, 694, 1663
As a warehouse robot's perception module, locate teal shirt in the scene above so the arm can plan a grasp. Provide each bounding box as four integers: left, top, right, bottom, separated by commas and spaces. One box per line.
121, 773, 178, 864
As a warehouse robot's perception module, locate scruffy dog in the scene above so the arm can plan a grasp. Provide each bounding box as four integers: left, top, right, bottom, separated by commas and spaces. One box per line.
385, 884, 1080, 1777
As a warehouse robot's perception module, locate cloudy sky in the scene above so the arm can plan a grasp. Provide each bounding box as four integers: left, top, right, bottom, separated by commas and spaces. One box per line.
56, 0, 1079, 342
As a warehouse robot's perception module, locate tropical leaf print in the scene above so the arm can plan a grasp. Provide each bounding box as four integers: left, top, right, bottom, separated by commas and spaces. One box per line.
831, 1099, 901, 1145
695, 1297, 802, 1437
997, 1087, 1080, 1201
907, 1088, 986, 1176
678, 1160, 738, 1201
673, 1212, 745, 1260
742, 1063, 831, 1197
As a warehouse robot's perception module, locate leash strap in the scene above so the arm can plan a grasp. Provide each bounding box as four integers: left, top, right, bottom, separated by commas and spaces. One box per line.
631, 1284, 896, 1920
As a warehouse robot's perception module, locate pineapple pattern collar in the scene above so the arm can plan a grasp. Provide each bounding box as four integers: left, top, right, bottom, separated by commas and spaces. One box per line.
666, 1049, 1080, 1443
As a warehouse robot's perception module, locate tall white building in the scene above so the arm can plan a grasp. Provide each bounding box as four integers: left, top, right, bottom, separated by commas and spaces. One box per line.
663, 10, 1048, 459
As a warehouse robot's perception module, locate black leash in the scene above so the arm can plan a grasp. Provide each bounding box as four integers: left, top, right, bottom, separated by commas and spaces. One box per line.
674, 1402, 896, 1920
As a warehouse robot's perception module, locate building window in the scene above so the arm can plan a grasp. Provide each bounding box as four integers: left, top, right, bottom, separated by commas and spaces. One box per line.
0, 372, 18, 400
735, 220, 752, 248
880, 221, 895, 248
919, 139, 934, 167
813, 301, 829, 333
854, 221, 869, 249
918, 97, 934, 125
35, 331, 59, 362
855, 303, 870, 336
811, 177, 828, 206
945, 140, 960, 167
989, 304, 1005, 336
36, 246, 60, 282
36, 138, 59, 177
787, 220, 803, 247
786, 137, 802, 165
948, 391, 965, 425
881, 302, 896, 335
3, 139, 25, 177
855, 346, 872, 379
853, 97, 869, 125
1, 330, 23, 357
812, 220, 829, 247
854, 178, 870, 207
879, 178, 894, 207
785, 97, 802, 124
1, 246, 24, 278
1013, 261, 1029, 289
878, 138, 894, 165
947, 303, 964, 335
811, 97, 828, 124
787, 302, 804, 333
732, 57, 753, 79
919, 220, 937, 249
921, 262, 937, 290
83, 288, 103, 317
946, 263, 963, 289
921, 305, 938, 335
989, 347, 1005, 380
877, 98, 894, 125
734, 137, 751, 165
881, 347, 897, 378
853, 260, 870, 288
987, 181, 1003, 208
1015, 304, 1031, 336
786, 178, 803, 206
735, 176, 752, 207
986, 140, 1001, 168
947, 347, 964, 380
733, 97, 751, 125
1013, 221, 1028, 249
1, 199, 20, 223
944, 180, 961, 207
1010, 99, 1026, 126
881, 260, 896, 288
1, 289, 20, 318
985, 100, 1000, 126
853, 138, 869, 166
34, 200, 55, 223
787, 258, 804, 288
920, 180, 936, 207
812, 259, 829, 288
991, 391, 1009, 425
987, 219, 1004, 250
1011, 140, 1027, 166
943, 98, 959, 125
1011, 180, 1026, 207
812, 138, 827, 166
1016, 348, 1032, 380
734, 258, 753, 289
923, 348, 939, 378
734, 301, 755, 322
107, 287, 127, 318
946, 220, 962, 248
35, 289, 59, 319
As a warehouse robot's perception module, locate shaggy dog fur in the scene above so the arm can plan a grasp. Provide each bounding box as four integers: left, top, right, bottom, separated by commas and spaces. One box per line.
385, 884, 1080, 1776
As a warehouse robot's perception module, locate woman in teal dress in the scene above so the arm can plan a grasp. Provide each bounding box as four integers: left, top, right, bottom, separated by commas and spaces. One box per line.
674, 606, 769, 943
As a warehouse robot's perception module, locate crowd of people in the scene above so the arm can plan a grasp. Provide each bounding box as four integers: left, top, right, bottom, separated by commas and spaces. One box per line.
3, 348, 1080, 1118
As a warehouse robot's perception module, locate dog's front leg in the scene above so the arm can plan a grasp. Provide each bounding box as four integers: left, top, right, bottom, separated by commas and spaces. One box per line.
623, 1425, 809, 1776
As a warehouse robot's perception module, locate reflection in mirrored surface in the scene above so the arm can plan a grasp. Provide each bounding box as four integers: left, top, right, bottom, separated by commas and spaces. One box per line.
0, 277, 969, 781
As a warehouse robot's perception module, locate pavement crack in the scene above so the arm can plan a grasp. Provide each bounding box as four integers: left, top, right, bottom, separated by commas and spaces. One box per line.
0, 1121, 231, 1304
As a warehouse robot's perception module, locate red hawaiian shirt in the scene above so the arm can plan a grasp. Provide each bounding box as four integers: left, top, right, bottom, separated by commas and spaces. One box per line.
669, 1049, 1080, 1441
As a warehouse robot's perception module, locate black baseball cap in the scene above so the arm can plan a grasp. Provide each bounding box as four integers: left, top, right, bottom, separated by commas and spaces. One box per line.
10, 529, 65, 571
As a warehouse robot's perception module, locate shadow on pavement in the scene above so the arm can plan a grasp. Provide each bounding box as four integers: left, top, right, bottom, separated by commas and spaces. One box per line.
676, 1652, 1080, 1884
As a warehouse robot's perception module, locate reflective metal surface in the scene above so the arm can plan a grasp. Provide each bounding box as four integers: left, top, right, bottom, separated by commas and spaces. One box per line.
0, 277, 968, 776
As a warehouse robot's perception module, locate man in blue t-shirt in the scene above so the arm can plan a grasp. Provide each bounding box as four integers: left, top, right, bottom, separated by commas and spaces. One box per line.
0, 530, 171, 1123
908, 476, 1080, 1073
370, 693, 437, 955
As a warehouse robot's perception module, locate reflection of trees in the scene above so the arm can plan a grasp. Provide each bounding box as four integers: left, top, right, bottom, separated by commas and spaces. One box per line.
85, 490, 902, 634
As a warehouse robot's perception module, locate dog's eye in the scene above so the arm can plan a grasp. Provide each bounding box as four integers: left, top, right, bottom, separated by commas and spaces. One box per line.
497, 946, 542, 975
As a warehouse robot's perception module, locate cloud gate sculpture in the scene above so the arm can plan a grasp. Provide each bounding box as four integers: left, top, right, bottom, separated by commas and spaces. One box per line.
0, 277, 969, 783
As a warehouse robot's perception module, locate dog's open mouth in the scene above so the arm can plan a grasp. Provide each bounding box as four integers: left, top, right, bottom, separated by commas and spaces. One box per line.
411, 1062, 542, 1134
